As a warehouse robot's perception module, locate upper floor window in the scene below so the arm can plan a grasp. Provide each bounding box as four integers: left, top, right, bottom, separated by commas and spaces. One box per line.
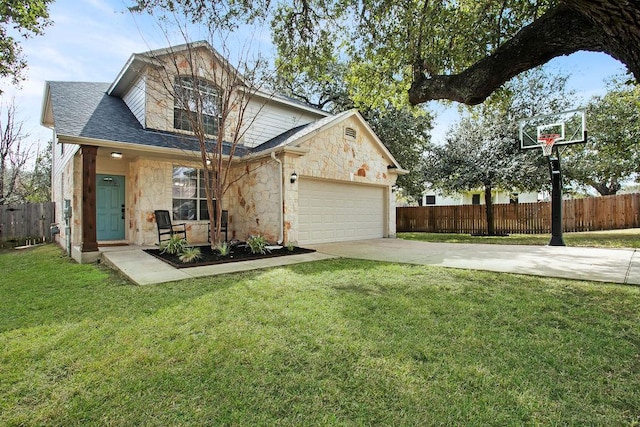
174, 77, 221, 136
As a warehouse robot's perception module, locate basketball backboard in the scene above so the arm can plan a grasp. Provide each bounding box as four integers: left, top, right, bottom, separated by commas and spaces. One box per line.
519, 109, 586, 150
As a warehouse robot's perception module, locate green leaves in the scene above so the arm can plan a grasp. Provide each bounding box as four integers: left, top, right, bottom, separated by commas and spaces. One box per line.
562, 77, 640, 195
0, 0, 53, 86
426, 67, 570, 197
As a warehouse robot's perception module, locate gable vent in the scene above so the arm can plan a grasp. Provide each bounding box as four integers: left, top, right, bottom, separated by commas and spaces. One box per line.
345, 127, 357, 138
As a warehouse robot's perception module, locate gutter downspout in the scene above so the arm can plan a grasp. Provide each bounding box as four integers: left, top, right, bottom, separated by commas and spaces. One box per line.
271, 152, 284, 245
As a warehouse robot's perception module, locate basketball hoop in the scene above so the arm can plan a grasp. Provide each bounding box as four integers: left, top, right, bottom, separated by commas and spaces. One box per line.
538, 133, 563, 156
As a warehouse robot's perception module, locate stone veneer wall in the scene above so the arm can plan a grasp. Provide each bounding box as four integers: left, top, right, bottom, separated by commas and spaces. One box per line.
127, 158, 231, 246
143, 48, 241, 144
282, 115, 399, 243
128, 159, 171, 246
227, 159, 282, 242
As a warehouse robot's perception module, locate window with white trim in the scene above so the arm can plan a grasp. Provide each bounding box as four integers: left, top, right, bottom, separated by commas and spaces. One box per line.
172, 166, 214, 220
174, 77, 221, 135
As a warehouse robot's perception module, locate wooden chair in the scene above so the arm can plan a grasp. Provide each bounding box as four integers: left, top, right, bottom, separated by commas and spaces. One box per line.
154, 210, 187, 244
208, 210, 228, 243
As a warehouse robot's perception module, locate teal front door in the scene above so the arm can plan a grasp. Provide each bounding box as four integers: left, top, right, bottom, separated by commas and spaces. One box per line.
97, 174, 125, 241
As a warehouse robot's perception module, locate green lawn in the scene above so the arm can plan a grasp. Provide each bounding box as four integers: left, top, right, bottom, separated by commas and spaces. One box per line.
1, 245, 639, 425
399, 228, 640, 248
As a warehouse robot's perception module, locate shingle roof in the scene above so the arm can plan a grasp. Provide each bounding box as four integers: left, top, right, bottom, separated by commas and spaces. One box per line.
250, 123, 311, 153
47, 81, 249, 156
251, 110, 354, 153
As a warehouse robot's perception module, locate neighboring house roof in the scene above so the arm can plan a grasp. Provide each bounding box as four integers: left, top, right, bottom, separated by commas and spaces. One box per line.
44, 81, 248, 156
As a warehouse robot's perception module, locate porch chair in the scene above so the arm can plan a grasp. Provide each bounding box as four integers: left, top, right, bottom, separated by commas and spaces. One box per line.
154, 210, 187, 244
208, 210, 228, 243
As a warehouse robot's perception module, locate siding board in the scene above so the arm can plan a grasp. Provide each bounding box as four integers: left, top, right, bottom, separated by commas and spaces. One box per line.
242, 100, 325, 147
123, 77, 146, 127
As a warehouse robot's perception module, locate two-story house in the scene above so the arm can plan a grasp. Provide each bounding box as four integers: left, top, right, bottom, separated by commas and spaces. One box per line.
41, 41, 406, 263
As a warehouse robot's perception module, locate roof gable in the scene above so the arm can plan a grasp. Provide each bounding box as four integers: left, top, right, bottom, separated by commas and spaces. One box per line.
43, 81, 248, 156
252, 109, 404, 170
108, 41, 328, 117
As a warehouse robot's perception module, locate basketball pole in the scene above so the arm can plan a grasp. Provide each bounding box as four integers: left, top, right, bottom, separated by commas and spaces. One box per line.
547, 151, 565, 246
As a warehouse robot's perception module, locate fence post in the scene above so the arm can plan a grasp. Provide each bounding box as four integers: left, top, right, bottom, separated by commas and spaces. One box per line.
395, 194, 639, 234
0, 202, 55, 246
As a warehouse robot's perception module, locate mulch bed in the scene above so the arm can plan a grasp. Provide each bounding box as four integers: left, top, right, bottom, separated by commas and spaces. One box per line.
144, 244, 315, 268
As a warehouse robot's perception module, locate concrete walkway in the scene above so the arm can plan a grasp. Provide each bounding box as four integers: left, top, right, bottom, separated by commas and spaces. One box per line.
102, 239, 640, 286
307, 239, 640, 285
101, 249, 336, 285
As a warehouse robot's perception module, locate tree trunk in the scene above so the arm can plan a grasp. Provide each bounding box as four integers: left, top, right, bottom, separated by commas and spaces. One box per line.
409, 2, 639, 105
0, 158, 5, 204
484, 185, 495, 236
589, 177, 621, 196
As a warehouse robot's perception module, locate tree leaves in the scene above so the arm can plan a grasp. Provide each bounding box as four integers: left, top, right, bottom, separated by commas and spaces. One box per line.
561, 78, 640, 195
0, 0, 53, 88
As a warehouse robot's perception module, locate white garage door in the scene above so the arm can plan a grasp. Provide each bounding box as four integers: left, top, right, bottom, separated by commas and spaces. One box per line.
298, 179, 385, 244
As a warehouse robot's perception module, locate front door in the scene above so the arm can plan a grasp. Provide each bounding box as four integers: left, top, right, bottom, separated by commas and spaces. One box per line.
97, 174, 125, 241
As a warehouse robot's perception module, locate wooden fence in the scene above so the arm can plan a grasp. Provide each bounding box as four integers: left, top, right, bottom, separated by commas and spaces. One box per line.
396, 193, 640, 234
0, 202, 56, 245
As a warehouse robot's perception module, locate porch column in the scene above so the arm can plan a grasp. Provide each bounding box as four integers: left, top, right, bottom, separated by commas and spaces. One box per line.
81, 145, 98, 252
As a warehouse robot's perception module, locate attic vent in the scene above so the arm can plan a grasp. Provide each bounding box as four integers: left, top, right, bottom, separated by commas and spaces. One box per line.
345, 127, 357, 139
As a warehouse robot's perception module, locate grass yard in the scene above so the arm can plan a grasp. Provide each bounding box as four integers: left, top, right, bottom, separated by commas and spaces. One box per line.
399, 228, 640, 248
1, 245, 639, 425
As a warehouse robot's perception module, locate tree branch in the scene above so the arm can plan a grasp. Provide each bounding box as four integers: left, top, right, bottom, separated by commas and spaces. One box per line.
408, 4, 609, 105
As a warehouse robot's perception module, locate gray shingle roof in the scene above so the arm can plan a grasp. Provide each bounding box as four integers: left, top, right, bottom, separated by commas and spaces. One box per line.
250, 123, 311, 153
251, 110, 353, 153
47, 81, 249, 156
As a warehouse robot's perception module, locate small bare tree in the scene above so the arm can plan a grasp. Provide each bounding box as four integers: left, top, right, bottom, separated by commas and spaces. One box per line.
0, 99, 31, 204
147, 27, 276, 246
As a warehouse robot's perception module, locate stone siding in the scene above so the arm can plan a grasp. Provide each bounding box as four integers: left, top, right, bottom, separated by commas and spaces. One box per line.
282, 115, 399, 243
143, 47, 242, 144
227, 159, 282, 242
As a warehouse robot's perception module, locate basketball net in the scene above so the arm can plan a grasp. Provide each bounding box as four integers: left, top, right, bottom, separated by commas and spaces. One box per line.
538, 133, 563, 156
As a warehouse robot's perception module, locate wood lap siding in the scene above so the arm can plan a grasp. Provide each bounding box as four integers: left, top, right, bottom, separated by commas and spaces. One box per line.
123, 77, 146, 127
397, 193, 640, 234
241, 102, 320, 148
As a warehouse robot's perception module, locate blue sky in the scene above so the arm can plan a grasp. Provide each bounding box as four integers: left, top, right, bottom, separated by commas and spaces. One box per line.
0, 0, 628, 160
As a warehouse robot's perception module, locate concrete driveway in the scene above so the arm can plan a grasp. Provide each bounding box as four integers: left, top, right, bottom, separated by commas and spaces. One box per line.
307, 238, 640, 285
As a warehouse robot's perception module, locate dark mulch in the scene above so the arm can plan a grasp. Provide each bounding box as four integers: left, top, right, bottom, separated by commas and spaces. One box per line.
144, 244, 315, 268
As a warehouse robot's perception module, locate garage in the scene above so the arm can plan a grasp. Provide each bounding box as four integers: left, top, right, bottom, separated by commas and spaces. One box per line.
298, 179, 386, 244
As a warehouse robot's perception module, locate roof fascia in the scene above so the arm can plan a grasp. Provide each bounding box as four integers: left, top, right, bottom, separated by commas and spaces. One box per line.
108, 54, 161, 96
40, 82, 53, 127
243, 145, 310, 162
246, 88, 331, 117
57, 134, 236, 163
285, 109, 405, 170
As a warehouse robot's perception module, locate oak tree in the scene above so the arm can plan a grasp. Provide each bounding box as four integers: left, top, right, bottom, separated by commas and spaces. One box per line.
425, 68, 573, 234
0, 0, 53, 90
562, 78, 640, 195
130, 1, 640, 107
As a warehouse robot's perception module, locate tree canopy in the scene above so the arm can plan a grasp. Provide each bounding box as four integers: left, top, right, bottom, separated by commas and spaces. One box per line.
267, 59, 432, 203
424, 68, 573, 233
130, 0, 640, 106
0, 0, 53, 90
562, 78, 640, 195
